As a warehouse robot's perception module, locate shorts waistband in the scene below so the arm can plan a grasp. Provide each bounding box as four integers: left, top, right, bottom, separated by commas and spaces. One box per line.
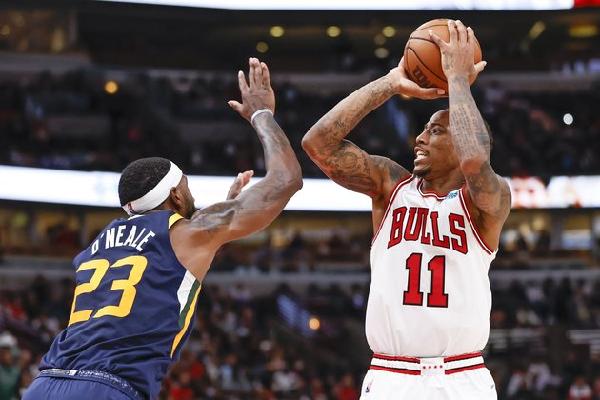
39, 368, 143, 400
370, 351, 485, 376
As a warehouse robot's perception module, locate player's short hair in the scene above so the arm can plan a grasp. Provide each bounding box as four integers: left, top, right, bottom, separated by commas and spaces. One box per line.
118, 157, 171, 206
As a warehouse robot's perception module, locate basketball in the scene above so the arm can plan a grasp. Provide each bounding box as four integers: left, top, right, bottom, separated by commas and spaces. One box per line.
404, 18, 483, 92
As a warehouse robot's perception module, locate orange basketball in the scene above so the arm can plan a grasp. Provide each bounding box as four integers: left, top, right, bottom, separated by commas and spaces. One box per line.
403, 18, 482, 92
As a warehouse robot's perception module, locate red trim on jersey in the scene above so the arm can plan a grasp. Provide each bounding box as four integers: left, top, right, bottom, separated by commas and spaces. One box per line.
458, 187, 494, 255
373, 353, 420, 363
443, 351, 482, 363
445, 363, 486, 375
417, 179, 450, 200
371, 174, 415, 245
369, 365, 421, 375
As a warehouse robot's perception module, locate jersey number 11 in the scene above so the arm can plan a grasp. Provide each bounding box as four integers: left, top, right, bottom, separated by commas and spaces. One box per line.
403, 253, 448, 308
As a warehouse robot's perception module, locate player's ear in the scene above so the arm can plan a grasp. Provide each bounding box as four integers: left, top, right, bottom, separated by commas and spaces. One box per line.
168, 186, 187, 215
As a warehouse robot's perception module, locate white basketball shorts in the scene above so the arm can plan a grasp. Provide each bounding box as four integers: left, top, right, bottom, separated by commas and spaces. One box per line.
360, 352, 497, 400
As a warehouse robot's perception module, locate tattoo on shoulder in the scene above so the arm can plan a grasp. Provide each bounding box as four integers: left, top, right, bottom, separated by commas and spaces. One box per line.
371, 155, 408, 184
190, 202, 236, 237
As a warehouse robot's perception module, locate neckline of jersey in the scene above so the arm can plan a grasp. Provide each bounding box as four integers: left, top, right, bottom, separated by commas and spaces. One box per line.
417, 179, 452, 200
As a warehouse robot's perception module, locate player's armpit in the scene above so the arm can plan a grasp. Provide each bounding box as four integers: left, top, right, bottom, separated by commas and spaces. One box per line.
464, 162, 511, 249
465, 162, 510, 218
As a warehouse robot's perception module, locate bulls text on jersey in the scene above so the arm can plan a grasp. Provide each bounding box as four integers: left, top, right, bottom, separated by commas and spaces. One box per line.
387, 206, 468, 254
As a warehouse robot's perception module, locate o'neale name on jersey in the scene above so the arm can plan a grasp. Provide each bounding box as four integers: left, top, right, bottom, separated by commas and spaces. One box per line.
90, 225, 156, 255
387, 206, 468, 254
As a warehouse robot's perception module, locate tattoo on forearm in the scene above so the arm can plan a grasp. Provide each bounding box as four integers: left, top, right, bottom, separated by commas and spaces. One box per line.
449, 76, 510, 217
304, 75, 408, 196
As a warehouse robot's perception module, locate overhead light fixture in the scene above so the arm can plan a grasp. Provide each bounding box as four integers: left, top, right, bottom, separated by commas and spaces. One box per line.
563, 113, 573, 125
309, 317, 320, 330
104, 81, 119, 95
569, 24, 598, 38
374, 47, 389, 59
382, 26, 396, 38
256, 41, 269, 53
270, 26, 284, 38
528, 21, 546, 40
326, 26, 341, 38
374, 34, 386, 46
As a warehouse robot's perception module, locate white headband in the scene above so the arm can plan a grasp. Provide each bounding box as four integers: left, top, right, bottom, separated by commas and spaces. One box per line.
123, 161, 183, 216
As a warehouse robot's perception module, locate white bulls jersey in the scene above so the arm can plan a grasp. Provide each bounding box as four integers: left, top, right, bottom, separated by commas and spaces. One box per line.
368, 175, 496, 357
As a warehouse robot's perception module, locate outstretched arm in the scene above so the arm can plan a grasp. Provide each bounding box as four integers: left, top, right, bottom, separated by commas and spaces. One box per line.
431, 20, 510, 248
191, 111, 302, 243
182, 58, 301, 246
302, 59, 445, 201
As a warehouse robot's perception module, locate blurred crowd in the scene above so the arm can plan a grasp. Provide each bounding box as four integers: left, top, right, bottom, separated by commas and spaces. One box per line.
1, 273, 600, 399
0, 69, 599, 178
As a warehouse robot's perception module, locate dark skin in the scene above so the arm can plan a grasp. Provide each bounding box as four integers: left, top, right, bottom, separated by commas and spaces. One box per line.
155, 58, 302, 281
303, 21, 509, 250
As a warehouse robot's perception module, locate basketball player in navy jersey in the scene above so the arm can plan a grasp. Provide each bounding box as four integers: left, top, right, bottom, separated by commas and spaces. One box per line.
303, 21, 509, 399
23, 58, 302, 400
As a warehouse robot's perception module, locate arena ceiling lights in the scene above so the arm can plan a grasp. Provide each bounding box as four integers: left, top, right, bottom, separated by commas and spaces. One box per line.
1, 166, 600, 210
98, 0, 577, 10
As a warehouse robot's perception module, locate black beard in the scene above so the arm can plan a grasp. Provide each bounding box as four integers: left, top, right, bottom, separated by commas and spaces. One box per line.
413, 167, 430, 178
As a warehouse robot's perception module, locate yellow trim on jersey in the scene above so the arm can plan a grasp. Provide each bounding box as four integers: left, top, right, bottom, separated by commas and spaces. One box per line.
169, 213, 184, 229
170, 284, 201, 357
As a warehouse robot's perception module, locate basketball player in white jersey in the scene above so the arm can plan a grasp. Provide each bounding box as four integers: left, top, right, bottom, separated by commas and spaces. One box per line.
302, 20, 510, 399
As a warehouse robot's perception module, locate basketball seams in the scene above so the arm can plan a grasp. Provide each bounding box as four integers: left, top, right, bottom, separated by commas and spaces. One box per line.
406, 47, 448, 84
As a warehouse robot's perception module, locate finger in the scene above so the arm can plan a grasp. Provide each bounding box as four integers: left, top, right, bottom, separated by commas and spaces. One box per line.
474, 60, 487, 74
429, 30, 448, 50
261, 62, 271, 87
241, 170, 253, 185
237, 70, 249, 93
417, 87, 447, 99
402, 79, 446, 99
455, 20, 467, 45
228, 100, 243, 114
467, 27, 475, 46
249, 58, 260, 88
253, 58, 264, 87
447, 20, 458, 45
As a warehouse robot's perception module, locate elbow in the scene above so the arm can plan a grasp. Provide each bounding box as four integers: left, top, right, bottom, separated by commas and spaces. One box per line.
460, 156, 488, 176
286, 172, 303, 193
301, 130, 319, 157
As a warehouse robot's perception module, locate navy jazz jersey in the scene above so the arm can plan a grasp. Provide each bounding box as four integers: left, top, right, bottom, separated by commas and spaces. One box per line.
41, 210, 200, 399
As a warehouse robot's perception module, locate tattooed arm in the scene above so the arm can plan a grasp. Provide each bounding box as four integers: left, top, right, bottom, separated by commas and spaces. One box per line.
302, 58, 445, 202
170, 59, 301, 280
431, 20, 510, 249
189, 114, 301, 248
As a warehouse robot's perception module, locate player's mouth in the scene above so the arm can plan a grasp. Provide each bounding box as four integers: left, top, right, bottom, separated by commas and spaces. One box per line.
414, 147, 429, 163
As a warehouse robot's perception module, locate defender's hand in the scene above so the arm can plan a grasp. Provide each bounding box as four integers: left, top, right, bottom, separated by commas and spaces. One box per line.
429, 20, 486, 81
228, 58, 275, 122
226, 170, 254, 200
388, 57, 446, 100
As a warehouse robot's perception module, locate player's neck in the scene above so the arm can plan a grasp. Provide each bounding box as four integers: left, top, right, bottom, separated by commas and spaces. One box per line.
421, 169, 465, 196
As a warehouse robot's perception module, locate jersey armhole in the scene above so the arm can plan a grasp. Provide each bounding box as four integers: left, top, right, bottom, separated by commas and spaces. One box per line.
169, 213, 184, 229
371, 174, 415, 245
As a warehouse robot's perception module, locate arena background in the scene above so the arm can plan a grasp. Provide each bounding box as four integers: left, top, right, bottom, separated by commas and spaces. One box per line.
1, 0, 600, 399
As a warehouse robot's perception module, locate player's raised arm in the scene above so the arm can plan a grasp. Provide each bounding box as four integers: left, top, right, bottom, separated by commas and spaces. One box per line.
185, 58, 302, 246
430, 20, 510, 248
301, 58, 444, 201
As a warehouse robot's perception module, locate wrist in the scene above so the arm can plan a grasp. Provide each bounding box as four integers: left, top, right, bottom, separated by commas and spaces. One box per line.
446, 74, 469, 84
250, 109, 273, 125
378, 73, 400, 98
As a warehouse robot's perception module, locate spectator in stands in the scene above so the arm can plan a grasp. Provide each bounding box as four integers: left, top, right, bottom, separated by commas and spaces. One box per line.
0, 332, 19, 400
569, 376, 593, 400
